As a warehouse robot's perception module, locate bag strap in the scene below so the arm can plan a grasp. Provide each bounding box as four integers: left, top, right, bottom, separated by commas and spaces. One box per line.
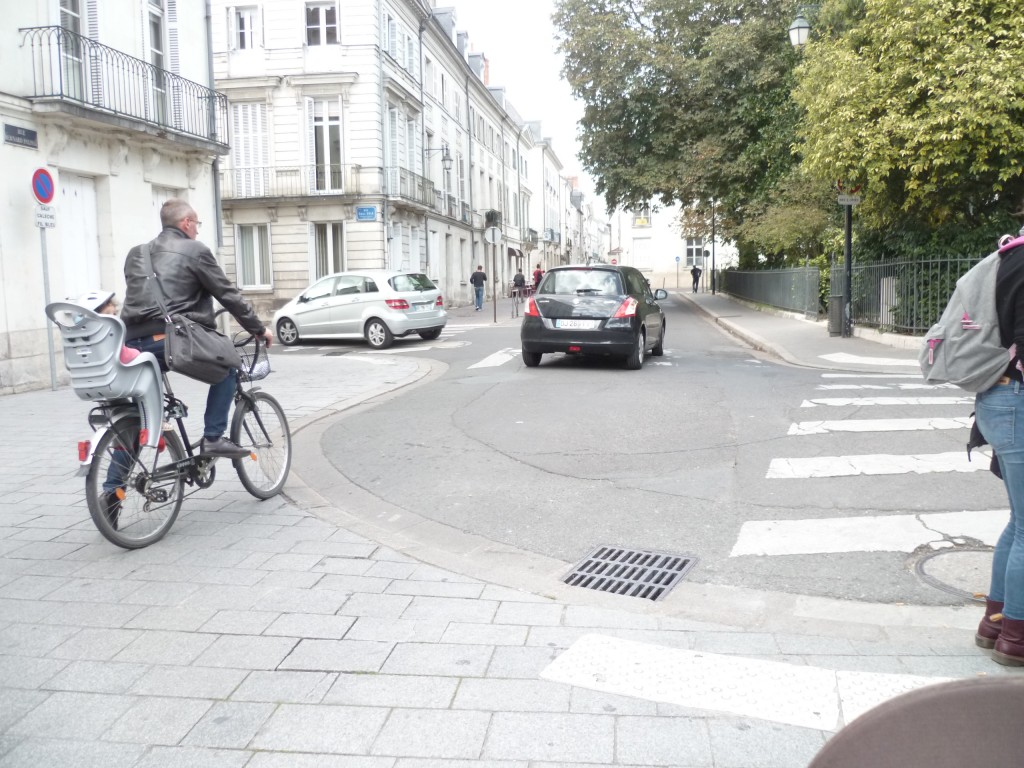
139, 242, 173, 323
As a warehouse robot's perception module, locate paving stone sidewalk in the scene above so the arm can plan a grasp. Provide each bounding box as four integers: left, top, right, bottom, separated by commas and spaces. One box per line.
0, 350, 1013, 768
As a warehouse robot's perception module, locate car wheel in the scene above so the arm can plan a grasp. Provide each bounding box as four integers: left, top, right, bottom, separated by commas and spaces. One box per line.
651, 322, 665, 356
625, 330, 646, 370
276, 318, 299, 346
418, 328, 443, 341
364, 318, 394, 350
522, 349, 542, 367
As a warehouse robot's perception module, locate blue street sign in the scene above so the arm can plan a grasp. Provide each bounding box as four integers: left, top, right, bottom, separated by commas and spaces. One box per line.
675, 256, 681, 263
356, 206, 377, 222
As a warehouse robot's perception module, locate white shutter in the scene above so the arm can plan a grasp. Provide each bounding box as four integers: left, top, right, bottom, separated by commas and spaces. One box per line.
388, 108, 398, 193
257, 5, 264, 48
86, 0, 102, 105
388, 19, 397, 58
227, 6, 237, 51
305, 97, 316, 192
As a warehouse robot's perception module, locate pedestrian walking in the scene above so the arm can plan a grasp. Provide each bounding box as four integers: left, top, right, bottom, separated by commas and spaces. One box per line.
533, 263, 544, 291
691, 264, 702, 293
469, 264, 487, 311
974, 233, 1024, 666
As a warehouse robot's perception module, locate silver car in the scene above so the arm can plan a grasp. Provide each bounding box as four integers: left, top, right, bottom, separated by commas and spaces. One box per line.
273, 270, 447, 350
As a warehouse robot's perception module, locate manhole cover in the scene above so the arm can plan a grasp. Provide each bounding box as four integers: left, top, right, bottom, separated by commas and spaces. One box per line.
563, 546, 697, 601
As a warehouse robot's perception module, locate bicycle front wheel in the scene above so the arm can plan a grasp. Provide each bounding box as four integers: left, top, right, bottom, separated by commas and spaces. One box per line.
85, 420, 185, 549
231, 391, 292, 499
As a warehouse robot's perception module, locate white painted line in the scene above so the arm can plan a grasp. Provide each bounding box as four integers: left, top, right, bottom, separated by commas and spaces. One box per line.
468, 348, 520, 369
788, 417, 971, 435
822, 373, 921, 379
816, 383, 958, 391
540, 634, 951, 731
819, 352, 919, 367
730, 509, 1007, 556
766, 450, 989, 479
801, 396, 973, 407
817, 384, 891, 390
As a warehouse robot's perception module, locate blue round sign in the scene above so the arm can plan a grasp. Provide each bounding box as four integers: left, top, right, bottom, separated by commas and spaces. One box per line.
675, 256, 681, 263
32, 168, 55, 205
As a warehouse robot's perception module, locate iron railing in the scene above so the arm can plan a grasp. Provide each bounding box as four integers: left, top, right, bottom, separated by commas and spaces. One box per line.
387, 167, 435, 206
719, 266, 820, 318
829, 256, 976, 335
20, 26, 227, 147
220, 164, 364, 199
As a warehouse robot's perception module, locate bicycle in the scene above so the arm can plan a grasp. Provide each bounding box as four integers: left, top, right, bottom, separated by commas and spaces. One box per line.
46, 302, 292, 549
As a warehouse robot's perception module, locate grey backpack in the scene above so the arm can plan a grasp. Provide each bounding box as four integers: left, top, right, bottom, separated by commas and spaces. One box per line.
919, 250, 1009, 392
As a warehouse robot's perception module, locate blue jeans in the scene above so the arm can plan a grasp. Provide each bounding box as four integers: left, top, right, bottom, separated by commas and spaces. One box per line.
975, 381, 1024, 619
126, 336, 236, 439
474, 285, 484, 309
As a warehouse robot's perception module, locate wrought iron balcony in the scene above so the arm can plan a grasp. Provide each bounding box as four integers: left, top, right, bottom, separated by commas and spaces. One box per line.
387, 167, 435, 207
19, 26, 227, 150
220, 164, 364, 199
526, 229, 539, 245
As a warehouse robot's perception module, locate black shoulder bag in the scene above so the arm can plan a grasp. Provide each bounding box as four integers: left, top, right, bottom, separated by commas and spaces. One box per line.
140, 243, 242, 385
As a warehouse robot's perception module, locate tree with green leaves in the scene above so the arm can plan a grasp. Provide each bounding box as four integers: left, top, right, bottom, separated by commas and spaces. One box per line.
795, 0, 1024, 241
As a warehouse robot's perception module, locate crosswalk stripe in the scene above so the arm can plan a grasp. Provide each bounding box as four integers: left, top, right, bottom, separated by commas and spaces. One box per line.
766, 450, 989, 479
821, 373, 921, 379
819, 352, 920, 367
788, 417, 971, 435
731, 509, 1007, 556
801, 396, 973, 407
816, 383, 958, 391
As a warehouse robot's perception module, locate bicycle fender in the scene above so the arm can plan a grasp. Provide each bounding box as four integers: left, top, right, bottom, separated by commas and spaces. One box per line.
77, 426, 108, 477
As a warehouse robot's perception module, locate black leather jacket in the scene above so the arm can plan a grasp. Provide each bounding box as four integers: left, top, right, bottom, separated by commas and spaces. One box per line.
122, 227, 265, 341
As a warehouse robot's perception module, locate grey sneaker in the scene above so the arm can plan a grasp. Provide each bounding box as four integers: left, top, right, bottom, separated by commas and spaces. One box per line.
200, 436, 251, 459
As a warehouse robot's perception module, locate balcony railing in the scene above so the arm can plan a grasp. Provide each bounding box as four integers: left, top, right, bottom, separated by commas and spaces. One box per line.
387, 167, 435, 207
20, 26, 227, 148
220, 164, 364, 199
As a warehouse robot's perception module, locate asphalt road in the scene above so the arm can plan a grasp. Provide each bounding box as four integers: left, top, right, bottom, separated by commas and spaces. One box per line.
292, 296, 1007, 605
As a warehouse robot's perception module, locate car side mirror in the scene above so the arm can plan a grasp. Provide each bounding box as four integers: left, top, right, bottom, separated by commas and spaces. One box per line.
654, 289, 668, 300
297, 294, 309, 303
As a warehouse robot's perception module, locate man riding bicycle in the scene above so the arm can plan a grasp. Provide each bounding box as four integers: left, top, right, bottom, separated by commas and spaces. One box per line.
122, 199, 273, 461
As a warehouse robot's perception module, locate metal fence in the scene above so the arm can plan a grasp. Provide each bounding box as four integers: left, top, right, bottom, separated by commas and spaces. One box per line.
20, 26, 227, 147
718, 256, 978, 336
719, 266, 820, 318
220, 164, 365, 199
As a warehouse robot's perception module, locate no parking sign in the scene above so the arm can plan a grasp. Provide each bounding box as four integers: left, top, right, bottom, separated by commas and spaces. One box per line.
32, 168, 55, 205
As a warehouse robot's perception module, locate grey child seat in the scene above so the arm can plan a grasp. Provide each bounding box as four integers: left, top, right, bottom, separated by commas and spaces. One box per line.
45, 301, 164, 452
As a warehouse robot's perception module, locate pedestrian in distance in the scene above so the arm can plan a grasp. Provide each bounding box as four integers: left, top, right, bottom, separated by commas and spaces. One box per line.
533, 263, 544, 291
691, 264, 702, 293
469, 264, 487, 311
974, 232, 1024, 666
121, 198, 272, 461
512, 267, 526, 295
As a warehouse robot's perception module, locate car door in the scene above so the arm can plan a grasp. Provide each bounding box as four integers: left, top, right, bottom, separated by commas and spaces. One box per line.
292, 276, 338, 335
627, 269, 663, 348
329, 275, 370, 336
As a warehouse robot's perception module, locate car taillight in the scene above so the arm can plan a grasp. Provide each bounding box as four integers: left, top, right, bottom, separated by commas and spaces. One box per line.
612, 297, 639, 318
386, 299, 410, 310
525, 297, 540, 317
435, 295, 444, 307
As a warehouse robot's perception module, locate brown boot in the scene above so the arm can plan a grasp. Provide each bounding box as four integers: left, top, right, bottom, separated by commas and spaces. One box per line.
976, 599, 1004, 649
992, 616, 1024, 666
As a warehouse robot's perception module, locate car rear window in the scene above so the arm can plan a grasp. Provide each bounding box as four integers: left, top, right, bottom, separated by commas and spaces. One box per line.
540, 269, 623, 296
389, 273, 436, 292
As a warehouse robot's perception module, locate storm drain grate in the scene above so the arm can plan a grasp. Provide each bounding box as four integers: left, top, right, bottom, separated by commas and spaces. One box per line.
562, 546, 698, 602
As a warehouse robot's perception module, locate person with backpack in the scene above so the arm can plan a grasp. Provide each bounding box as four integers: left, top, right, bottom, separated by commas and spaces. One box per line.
972, 232, 1024, 666
533, 263, 544, 290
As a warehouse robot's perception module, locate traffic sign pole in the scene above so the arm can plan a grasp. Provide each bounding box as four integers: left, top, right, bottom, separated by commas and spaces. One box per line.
32, 168, 58, 388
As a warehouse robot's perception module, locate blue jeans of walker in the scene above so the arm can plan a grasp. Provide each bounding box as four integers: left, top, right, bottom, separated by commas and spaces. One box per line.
126, 336, 236, 439
474, 285, 484, 309
975, 381, 1024, 620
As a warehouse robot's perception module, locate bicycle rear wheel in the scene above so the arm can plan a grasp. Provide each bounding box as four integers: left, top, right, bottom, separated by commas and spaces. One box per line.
230, 391, 291, 499
85, 419, 185, 549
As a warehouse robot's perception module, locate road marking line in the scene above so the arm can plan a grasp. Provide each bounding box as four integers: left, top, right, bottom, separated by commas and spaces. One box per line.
766, 450, 989, 478
788, 417, 971, 435
468, 348, 520, 368
821, 373, 921, 378
819, 352, 919, 367
731, 509, 1006, 556
816, 383, 958, 391
540, 634, 951, 731
801, 396, 973, 407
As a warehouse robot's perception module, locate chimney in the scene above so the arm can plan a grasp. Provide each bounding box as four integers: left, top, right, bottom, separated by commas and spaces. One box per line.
457, 31, 468, 56
482, 54, 490, 85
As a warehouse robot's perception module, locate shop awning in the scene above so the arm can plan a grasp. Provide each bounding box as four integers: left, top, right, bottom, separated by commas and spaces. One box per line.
508, 247, 524, 260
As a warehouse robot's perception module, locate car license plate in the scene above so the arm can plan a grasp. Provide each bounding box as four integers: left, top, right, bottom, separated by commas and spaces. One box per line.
412, 303, 432, 312
555, 319, 599, 329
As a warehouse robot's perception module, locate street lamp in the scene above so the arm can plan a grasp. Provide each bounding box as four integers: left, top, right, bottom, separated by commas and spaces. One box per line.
788, 13, 811, 48
426, 144, 453, 172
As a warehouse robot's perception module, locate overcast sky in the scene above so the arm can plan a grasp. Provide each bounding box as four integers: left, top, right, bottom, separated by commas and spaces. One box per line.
447, 0, 596, 200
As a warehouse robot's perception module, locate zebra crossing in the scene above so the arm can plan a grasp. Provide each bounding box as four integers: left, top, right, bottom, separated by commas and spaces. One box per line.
733, 366, 1006, 558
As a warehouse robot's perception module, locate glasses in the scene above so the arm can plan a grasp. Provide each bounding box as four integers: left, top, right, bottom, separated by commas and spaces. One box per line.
190, 218, 202, 229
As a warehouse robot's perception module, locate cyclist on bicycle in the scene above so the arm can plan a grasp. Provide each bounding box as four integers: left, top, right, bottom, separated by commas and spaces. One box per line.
121, 199, 273, 460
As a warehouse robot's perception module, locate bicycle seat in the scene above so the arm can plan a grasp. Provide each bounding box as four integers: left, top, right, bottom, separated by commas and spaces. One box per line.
45, 301, 164, 449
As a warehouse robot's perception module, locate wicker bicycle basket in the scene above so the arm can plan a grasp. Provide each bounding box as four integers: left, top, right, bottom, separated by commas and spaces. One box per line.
236, 335, 271, 382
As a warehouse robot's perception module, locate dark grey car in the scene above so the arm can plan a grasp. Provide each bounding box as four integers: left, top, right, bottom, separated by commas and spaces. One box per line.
520, 264, 668, 369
